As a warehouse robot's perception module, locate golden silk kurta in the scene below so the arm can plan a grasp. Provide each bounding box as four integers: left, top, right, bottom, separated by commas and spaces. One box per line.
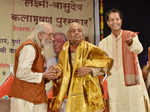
50, 41, 113, 112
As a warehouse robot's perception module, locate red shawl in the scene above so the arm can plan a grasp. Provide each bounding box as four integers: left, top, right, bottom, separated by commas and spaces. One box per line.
122, 30, 139, 86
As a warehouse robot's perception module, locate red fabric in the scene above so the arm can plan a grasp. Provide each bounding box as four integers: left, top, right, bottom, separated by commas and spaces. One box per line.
122, 30, 139, 86
47, 88, 53, 99
0, 74, 14, 98
99, 77, 109, 112
98, 76, 108, 99
103, 79, 108, 100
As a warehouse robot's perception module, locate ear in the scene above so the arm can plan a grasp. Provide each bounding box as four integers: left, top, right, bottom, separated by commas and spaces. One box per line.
38, 32, 43, 40
107, 21, 110, 27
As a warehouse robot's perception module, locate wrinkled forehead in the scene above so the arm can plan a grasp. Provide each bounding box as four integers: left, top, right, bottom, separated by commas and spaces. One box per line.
44, 24, 53, 33
69, 22, 83, 31
54, 35, 65, 40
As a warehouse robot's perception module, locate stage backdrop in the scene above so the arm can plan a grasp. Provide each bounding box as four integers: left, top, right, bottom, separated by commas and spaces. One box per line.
0, 0, 95, 86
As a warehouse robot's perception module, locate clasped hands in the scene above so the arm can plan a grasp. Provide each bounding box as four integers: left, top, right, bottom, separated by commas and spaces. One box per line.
75, 67, 92, 77
43, 65, 62, 80
43, 66, 94, 79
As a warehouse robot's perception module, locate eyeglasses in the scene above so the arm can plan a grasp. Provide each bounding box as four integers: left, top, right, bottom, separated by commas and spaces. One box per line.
71, 28, 82, 33
43, 32, 54, 37
42, 32, 54, 40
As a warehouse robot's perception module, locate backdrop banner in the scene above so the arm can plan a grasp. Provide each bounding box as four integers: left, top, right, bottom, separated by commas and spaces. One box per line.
0, 0, 94, 89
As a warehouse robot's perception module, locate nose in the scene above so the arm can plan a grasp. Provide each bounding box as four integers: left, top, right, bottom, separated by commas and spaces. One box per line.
113, 19, 119, 23
74, 30, 80, 35
48, 36, 54, 42
53, 40, 57, 45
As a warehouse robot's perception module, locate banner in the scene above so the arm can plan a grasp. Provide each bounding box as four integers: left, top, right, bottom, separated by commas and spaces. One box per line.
0, 0, 94, 87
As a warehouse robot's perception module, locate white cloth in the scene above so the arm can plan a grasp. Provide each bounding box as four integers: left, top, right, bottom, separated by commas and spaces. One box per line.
10, 97, 47, 112
10, 45, 47, 112
98, 30, 150, 112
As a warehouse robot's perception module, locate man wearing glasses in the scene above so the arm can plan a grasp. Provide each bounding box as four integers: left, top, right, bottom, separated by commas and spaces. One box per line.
8, 22, 58, 112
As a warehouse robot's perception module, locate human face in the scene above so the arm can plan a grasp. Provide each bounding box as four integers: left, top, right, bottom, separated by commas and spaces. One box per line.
68, 26, 83, 45
53, 35, 65, 55
42, 32, 54, 42
40, 26, 54, 48
107, 12, 122, 32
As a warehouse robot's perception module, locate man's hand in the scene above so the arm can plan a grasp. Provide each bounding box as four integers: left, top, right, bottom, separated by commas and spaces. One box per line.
75, 67, 92, 77
125, 31, 137, 46
43, 66, 61, 80
126, 39, 133, 46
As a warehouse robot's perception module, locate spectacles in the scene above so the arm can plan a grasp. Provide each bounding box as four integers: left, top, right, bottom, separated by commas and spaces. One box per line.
71, 28, 82, 33
42, 32, 54, 40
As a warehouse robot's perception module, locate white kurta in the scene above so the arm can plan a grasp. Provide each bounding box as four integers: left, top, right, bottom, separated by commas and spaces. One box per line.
99, 30, 150, 112
10, 45, 47, 112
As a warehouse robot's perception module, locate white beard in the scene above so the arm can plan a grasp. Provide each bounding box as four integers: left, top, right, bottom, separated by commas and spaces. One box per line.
41, 38, 56, 61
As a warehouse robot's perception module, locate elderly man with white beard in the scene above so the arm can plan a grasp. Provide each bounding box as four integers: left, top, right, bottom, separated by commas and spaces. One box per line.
8, 22, 59, 112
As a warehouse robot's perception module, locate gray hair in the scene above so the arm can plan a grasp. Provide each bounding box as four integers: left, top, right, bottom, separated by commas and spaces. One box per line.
27, 22, 51, 47
66, 22, 84, 39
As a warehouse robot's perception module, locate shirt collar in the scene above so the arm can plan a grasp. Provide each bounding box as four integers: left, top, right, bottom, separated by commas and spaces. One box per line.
111, 30, 122, 40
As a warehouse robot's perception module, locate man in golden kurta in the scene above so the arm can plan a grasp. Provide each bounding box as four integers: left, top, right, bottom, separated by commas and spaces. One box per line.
49, 22, 113, 112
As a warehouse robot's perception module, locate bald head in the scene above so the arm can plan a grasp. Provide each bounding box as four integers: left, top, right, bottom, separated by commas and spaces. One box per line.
67, 22, 83, 46
67, 22, 83, 37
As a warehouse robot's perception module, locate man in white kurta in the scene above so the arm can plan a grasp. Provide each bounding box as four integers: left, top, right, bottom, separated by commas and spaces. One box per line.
99, 9, 150, 112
